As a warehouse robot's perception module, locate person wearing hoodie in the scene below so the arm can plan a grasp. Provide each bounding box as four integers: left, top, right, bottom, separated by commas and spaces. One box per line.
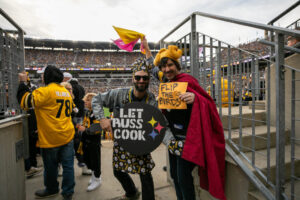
17, 65, 75, 200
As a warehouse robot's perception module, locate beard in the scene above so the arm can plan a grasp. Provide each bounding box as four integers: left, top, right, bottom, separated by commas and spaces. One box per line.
134, 82, 149, 92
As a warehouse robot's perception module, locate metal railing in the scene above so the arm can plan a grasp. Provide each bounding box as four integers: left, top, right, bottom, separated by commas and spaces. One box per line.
286, 18, 300, 30
0, 8, 25, 119
159, 10, 300, 200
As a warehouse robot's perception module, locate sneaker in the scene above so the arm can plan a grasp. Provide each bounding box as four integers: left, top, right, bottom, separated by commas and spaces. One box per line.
88, 172, 95, 185
62, 194, 73, 200
26, 167, 42, 178
120, 191, 140, 200
77, 162, 86, 168
35, 189, 58, 199
82, 166, 92, 175
58, 165, 63, 177
87, 176, 101, 191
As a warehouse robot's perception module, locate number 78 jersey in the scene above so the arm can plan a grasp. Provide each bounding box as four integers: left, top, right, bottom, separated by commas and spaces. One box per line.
30, 83, 75, 148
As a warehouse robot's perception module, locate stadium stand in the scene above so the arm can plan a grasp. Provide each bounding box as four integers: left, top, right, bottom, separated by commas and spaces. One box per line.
24, 38, 160, 95
24, 37, 270, 97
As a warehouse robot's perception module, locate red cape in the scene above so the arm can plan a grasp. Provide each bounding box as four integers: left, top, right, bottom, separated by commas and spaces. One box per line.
171, 73, 226, 200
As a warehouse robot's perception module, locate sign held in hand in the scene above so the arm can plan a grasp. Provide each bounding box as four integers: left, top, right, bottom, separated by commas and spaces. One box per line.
112, 102, 167, 155
158, 82, 188, 109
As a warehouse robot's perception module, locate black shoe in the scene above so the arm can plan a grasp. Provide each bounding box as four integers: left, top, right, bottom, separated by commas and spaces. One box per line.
120, 191, 140, 200
62, 194, 73, 200
35, 189, 58, 198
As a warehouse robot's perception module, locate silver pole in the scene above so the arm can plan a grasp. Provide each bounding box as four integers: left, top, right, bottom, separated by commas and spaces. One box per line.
217, 41, 222, 116
290, 70, 295, 200
190, 14, 199, 80
251, 56, 256, 166
184, 36, 187, 72
267, 61, 271, 181
227, 45, 232, 140
209, 38, 213, 96
238, 50, 243, 151
275, 33, 285, 200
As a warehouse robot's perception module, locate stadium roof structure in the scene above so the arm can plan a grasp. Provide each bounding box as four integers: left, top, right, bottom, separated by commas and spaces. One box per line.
24, 37, 160, 51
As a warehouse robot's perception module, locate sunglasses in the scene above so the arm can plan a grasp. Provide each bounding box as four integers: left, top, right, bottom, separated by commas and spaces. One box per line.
134, 75, 149, 81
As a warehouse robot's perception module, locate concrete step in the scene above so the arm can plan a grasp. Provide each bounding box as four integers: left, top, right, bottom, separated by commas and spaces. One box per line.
248, 101, 266, 110
246, 145, 300, 190
225, 125, 290, 152
248, 180, 300, 200
221, 107, 266, 129
225, 145, 300, 200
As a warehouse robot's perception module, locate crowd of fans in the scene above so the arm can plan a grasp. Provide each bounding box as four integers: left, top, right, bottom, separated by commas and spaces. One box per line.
24, 39, 273, 100
79, 77, 160, 97
219, 39, 270, 62
25, 50, 144, 67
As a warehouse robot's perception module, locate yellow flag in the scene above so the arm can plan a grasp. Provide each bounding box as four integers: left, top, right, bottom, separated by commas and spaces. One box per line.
113, 26, 145, 44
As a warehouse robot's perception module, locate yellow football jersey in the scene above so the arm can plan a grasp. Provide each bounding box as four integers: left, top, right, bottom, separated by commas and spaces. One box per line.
22, 83, 75, 148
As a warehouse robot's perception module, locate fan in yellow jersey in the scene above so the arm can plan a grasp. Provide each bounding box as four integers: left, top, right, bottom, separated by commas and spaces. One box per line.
17, 65, 75, 200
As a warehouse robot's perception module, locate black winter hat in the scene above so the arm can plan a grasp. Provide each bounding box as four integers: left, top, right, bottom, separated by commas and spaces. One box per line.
43, 65, 63, 85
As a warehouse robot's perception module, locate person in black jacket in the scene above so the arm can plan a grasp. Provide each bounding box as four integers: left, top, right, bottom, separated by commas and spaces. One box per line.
67, 77, 91, 175
22, 74, 42, 178
78, 93, 102, 191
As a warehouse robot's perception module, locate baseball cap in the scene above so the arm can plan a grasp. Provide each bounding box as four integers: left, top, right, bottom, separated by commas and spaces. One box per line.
63, 72, 73, 79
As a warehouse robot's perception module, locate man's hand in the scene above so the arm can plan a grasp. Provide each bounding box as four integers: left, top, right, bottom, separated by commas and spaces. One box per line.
100, 118, 112, 133
77, 125, 86, 132
141, 37, 152, 59
18, 71, 28, 83
141, 37, 150, 50
179, 92, 195, 104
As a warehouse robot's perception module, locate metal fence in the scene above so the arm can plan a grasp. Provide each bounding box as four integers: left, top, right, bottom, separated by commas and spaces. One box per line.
286, 18, 300, 30
0, 9, 25, 119
159, 11, 300, 200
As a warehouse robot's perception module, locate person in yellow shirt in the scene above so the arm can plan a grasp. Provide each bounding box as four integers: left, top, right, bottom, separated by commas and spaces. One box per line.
17, 65, 75, 200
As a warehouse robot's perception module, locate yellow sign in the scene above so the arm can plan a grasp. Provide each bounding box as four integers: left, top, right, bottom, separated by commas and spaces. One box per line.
158, 82, 188, 109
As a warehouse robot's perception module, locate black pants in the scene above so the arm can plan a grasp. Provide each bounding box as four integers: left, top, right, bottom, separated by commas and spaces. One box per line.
25, 131, 38, 171
82, 134, 101, 177
169, 152, 196, 200
113, 170, 154, 200
74, 130, 84, 164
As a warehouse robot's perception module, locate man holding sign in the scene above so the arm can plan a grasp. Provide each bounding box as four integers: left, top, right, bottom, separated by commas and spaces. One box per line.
142, 39, 226, 200
92, 58, 157, 200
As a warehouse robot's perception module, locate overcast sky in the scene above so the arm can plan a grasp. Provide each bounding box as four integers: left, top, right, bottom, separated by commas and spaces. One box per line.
0, 0, 299, 45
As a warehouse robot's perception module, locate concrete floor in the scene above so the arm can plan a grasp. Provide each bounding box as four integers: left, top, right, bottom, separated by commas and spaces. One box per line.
25, 141, 176, 200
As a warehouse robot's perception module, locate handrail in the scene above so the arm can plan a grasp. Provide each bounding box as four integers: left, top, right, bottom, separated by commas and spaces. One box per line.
284, 64, 300, 73
0, 114, 28, 125
0, 8, 25, 34
159, 15, 191, 43
226, 144, 275, 200
259, 39, 300, 54
159, 11, 300, 43
193, 11, 300, 37
268, 1, 300, 25
286, 18, 300, 29
196, 31, 273, 63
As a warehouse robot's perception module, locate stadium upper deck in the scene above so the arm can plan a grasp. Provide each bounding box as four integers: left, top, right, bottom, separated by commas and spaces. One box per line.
24, 37, 159, 70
